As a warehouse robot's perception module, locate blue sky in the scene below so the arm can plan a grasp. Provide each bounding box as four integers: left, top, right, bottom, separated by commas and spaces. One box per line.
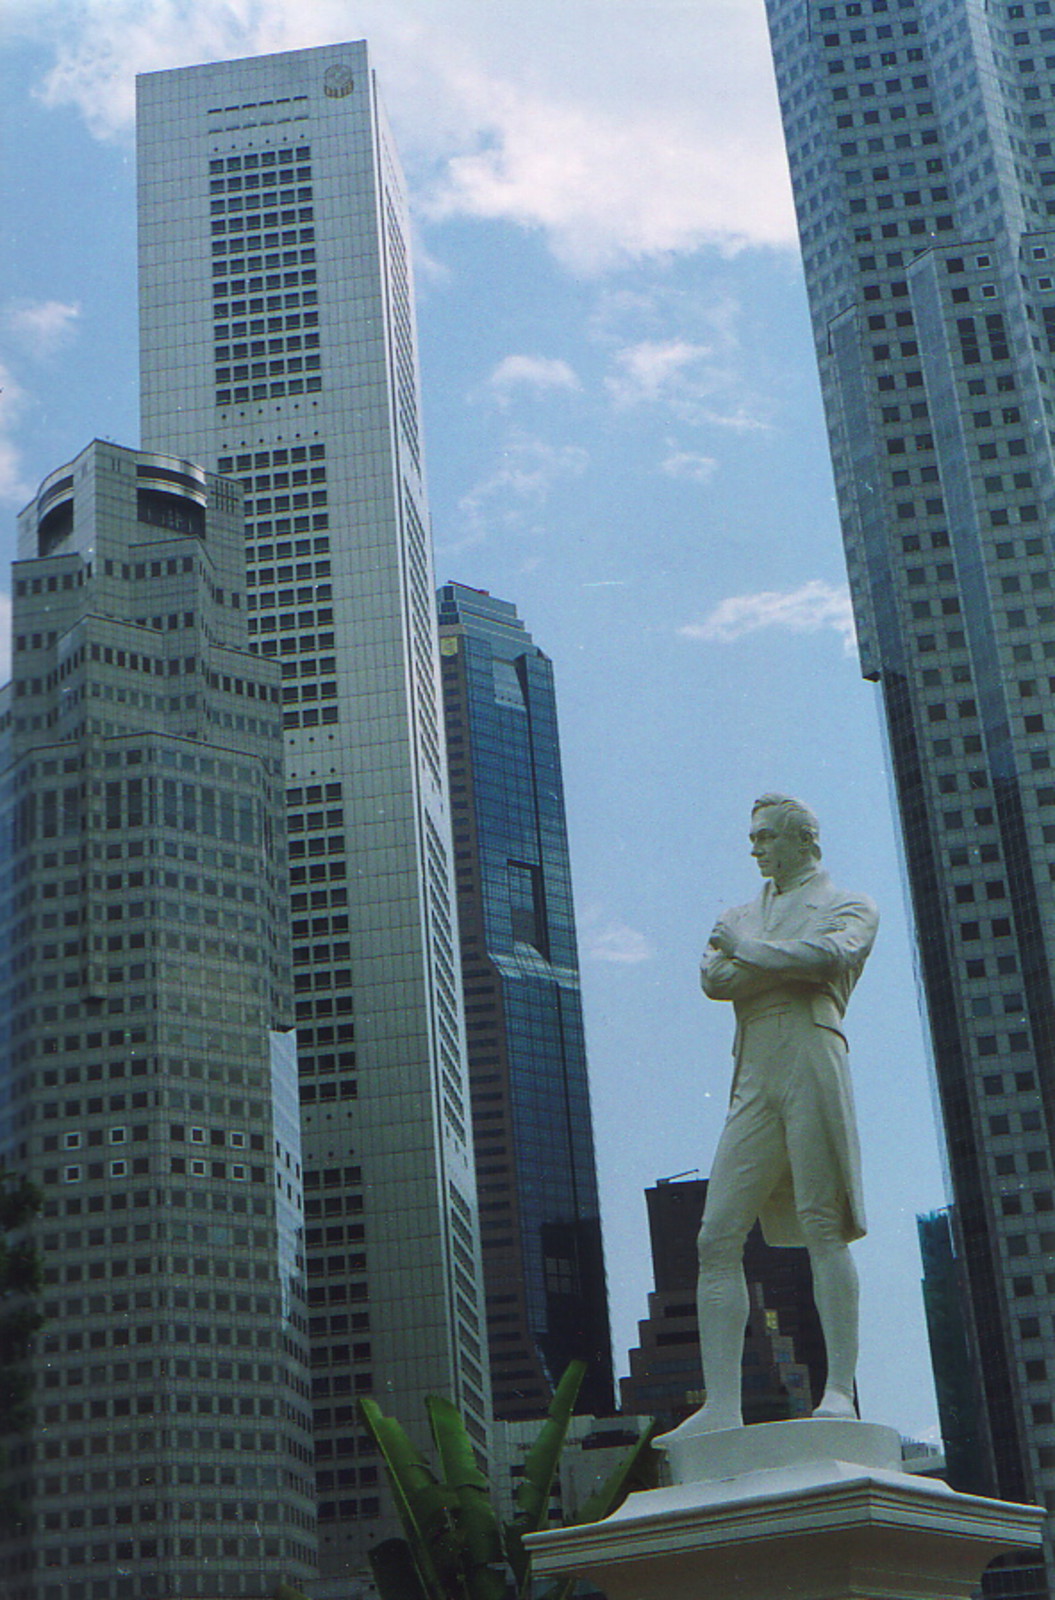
1, 0, 947, 1440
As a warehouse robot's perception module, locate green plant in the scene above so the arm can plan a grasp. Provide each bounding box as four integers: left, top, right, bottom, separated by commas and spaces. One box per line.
361, 1361, 657, 1600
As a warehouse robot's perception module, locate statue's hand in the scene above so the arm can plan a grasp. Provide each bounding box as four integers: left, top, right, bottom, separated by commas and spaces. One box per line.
709, 919, 738, 957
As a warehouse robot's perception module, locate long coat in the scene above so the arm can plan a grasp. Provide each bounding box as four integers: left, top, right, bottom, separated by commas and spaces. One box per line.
701, 866, 878, 1247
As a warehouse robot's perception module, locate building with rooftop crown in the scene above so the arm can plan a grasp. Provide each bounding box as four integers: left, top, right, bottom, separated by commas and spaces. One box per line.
0, 439, 316, 1599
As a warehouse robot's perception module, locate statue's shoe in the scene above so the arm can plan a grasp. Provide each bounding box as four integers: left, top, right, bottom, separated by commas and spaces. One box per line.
657, 1403, 744, 1441
812, 1387, 857, 1421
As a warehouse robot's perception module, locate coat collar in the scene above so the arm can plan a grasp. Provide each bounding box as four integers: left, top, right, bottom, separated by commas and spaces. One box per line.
768, 863, 822, 897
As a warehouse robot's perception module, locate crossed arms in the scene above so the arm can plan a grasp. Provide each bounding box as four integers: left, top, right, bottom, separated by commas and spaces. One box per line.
700, 892, 878, 1003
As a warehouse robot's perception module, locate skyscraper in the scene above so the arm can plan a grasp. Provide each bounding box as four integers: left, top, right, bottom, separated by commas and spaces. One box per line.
136, 45, 489, 1584
1, 440, 316, 1599
436, 584, 614, 1420
764, 2, 1055, 1592
918, 1207, 991, 1496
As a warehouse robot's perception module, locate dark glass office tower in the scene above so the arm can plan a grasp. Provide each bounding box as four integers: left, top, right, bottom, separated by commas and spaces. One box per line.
0, 441, 316, 1598
918, 1207, 991, 1495
764, 3, 1055, 1591
437, 584, 614, 1420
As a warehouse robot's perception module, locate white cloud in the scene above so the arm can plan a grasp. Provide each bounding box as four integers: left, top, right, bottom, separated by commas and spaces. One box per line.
6, 299, 81, 359
584, 919, 655, 966
488, 355, 580, 405
607, 340, 712, 408
681, 580, 857, 653
452, 430, 589, 549
12, 0, 796, 271
0, 302, 82, 509
698, 408, 774, 434
661, 449, 717, 484
22, 1, 307, 140
592, 289, 775, 434
425, 84, 790, 273
0, 362, 30, 505
0, 593, 12, 678
605, 335, 773, 430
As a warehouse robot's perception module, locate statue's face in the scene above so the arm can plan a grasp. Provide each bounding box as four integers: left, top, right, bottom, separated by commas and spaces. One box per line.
749, 805, 808, 885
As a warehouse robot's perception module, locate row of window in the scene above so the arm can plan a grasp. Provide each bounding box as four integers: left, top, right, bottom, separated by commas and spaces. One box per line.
211, 210, 314, 233
219, 376, 322, 404
298, 1081, 357, 1105
14, 567, 86, 597
216, 310, 316, 345
283, 706, 340, 730
248, 559, 329, 583
249, 577, 331, 607
219, 443, 325, 473
54, 1160, 265, 1185
210, 147, 311, 174
213, 232, 316, 262
250, 604, 334, 635
282, 681, 337, 704
294, 989, 354, 1021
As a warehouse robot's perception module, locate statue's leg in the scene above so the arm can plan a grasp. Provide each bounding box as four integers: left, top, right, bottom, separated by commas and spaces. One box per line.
785, 1023, 860, 1419
695, 1231, 751, 1431
694, 1082, 787, 1432
805, 1238, 859, 1419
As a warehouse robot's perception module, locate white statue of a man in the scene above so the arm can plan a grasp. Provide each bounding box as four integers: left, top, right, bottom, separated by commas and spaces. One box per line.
693, 792, 878, 1431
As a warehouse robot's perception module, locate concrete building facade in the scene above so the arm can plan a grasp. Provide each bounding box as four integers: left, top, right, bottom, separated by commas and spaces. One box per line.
0, 440, 316, 1599
136, 44, 489, 1584
764, 3, 1055, 1591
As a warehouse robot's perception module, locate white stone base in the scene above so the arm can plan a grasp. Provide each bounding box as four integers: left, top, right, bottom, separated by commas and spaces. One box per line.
655, 1414, 901, 1485
525, 1419, 1044, 1600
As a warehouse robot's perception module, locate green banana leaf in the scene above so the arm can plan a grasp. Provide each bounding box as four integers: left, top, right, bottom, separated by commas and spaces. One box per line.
363, 1366, 654, 1600
427, 1395, 507, 1600
503, 1360, 585, 1595
537, 1420, 659, 1600
368, 1536, 432, 1600
359, 1396, 457, 1600
567, 1419, 658, 1527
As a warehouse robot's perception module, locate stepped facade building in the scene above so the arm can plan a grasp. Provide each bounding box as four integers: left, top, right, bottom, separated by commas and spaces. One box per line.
0, 440, 316, 1599
619, 1177, 823, 1429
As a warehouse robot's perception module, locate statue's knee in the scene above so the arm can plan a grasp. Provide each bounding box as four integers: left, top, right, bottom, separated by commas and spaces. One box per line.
697, 1222, 741, 1274
799, 1215, 847, 1257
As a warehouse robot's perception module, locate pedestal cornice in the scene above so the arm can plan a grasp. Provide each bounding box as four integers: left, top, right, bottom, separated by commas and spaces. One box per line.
525, 1420, 1045, 1600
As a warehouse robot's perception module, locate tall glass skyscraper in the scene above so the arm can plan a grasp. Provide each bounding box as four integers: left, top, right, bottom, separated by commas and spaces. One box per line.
764, 3, 1055, 1592
436, 584, 614, 1421
1, 440, 316, 1598
136, 45, 489, 1585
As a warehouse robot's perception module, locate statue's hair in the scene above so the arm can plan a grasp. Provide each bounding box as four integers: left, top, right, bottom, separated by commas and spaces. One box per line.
752, 793, 822, 860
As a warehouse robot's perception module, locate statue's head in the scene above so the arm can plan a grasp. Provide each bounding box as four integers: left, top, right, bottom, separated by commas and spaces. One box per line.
749, 793, 821, 885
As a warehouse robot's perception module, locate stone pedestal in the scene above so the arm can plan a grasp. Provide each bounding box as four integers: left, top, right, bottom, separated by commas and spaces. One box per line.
524, 1420, 1044, 1600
